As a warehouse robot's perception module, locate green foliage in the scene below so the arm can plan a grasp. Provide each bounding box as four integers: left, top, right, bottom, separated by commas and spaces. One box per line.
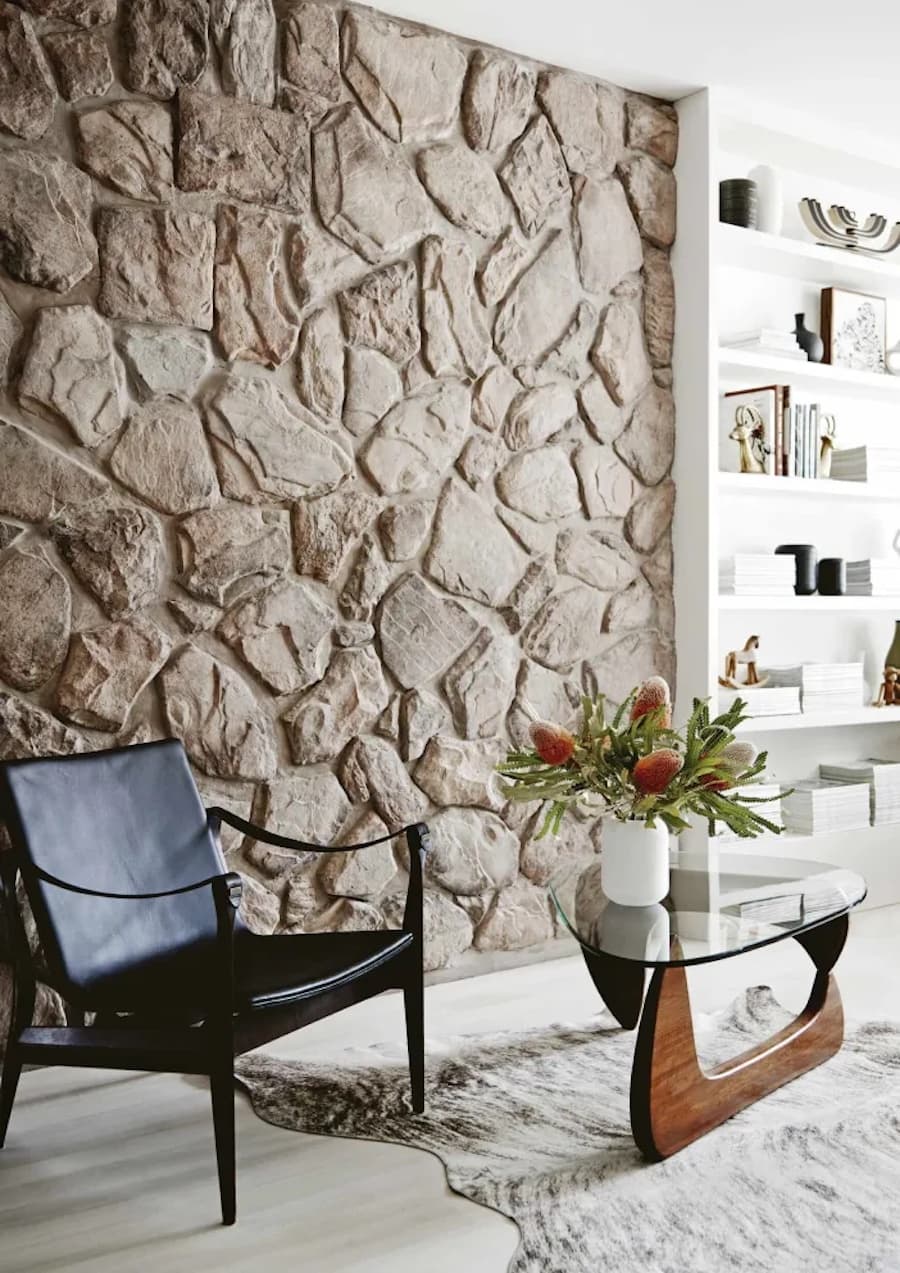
497, 689, 783, 841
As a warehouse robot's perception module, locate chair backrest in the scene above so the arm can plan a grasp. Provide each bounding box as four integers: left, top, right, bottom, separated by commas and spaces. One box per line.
0, 739, 228, 1004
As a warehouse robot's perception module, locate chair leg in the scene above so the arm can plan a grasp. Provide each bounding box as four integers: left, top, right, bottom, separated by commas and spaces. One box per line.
0, 971, 34, 1148
0, 1047, 22, 1148
403, 961, 425, 1114
210, 1063, 236, 1225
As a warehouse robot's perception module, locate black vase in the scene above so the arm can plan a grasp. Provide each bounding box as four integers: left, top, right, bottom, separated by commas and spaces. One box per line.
817, 558, 846, 596
719, 179, 758, 228
775, 544, 817, 596
793, 313, 824, 363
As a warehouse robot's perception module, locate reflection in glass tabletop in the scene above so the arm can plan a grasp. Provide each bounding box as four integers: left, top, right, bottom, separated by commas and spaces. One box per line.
550, 852, 867, 968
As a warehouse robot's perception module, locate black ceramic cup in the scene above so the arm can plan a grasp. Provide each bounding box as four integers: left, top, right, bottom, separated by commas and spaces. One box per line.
775, 544, 817, 595
719, 179, 759, 228
817, 558, 846, 596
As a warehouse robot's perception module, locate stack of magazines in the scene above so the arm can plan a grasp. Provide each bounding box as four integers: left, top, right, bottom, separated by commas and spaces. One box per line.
780, 780, 871, 835
766, 662, 865, 713
719, 554, 796, 596
723, 329, 806, 361
846, 559, 900, 596
830, 446, 900, 483
802, 871, 861, 920
819, 759, 900, 825
718, 685, 801, 716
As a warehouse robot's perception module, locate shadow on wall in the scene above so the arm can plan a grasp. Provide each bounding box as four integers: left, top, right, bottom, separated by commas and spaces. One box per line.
0, 0, 677, 1021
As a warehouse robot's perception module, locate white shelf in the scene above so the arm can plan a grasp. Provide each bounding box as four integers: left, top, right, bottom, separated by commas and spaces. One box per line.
719, 594, 900, 611
717, 472, 897, 501
734, 707, 895, 734
718, 222, 900, 299
718, 347, 900, 401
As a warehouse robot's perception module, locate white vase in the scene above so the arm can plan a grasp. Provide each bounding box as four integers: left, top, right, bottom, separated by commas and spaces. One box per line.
748, 164, 783, 235
600, 819, 670, 907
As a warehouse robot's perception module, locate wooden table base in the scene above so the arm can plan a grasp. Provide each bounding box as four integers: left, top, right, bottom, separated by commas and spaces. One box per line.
584, 913, 849, 1160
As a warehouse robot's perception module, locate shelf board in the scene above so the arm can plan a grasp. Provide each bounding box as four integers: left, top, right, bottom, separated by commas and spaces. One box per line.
718, 347, 900, 401
717, 472, 897, 501
734, 707, 895, 734
719, 594, 900, 612
717, 222, 900, 298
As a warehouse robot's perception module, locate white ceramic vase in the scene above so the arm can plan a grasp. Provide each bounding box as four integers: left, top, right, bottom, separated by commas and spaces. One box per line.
600, 819, 670, 907
748, 164, 784, 235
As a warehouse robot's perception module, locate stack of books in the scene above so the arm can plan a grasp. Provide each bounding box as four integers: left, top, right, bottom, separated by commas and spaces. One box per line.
719, 686, 801, 716
766, 662, 865, 713
723, 330, 807, 361
719, 554, 796, 596
780, 780, 871, 835
820, 759, 900, 825
846, 559, 900, 596
784, 402, 823, 478
830, 446, 900, 483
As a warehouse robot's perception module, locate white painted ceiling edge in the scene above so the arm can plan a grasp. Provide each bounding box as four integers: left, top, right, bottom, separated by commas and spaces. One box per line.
379, 0, 900, 142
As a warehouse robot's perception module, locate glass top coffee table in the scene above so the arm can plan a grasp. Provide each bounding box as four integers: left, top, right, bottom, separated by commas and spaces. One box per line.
550, 852, 866, 1160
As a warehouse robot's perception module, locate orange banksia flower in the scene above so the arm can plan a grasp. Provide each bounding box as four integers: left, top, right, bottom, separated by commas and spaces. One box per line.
631, 676, 672, 728
529, 721, 576, 766
633, 748, 683, 794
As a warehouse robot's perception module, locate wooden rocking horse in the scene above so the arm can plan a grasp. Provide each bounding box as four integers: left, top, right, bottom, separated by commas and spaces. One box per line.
719, 635, 769, 689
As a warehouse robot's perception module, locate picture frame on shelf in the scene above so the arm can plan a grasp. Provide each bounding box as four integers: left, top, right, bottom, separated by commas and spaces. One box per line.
719, 385, 779, 475
821, 285, 887, 373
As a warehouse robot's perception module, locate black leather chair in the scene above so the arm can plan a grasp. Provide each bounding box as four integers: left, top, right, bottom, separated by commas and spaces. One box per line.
0, 739, 430, 1225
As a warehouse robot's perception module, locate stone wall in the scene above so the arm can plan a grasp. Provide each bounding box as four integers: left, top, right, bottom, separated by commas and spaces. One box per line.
0, 0, 676, 1013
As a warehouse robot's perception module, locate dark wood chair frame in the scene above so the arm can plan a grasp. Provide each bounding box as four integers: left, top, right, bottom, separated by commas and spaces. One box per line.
0, 810, 431, 1226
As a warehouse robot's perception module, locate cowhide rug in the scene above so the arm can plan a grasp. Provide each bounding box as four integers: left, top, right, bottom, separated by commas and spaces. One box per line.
234, 989, 900, 1272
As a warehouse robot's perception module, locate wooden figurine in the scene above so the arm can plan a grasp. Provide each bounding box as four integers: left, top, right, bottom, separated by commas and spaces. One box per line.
719, 635, 769, 689
729, 405, 767, 474
875, 666, 900, 706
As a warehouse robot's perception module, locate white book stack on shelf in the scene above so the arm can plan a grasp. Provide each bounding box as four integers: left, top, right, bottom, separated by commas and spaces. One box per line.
780, 780, 871, 835
722, 329, 807, 361
718, 686, 802, 717
819, 759, 900, 826
766, 663, 865, 713
719, 554, 796, 596
829, 447, 900, 483
846, 559, 900, 596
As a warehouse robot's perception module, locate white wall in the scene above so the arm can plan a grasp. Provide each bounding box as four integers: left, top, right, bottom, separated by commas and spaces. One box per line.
378, 0, 900, 141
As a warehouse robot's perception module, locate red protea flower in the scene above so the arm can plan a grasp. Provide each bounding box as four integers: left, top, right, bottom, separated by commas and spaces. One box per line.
530, 721, 576, 766
700, 774, 732, 792
633, 748, 683, 794
631, 676, 672, 728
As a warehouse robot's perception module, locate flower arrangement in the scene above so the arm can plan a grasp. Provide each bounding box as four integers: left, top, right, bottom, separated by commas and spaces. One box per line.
498, 676, 783, 840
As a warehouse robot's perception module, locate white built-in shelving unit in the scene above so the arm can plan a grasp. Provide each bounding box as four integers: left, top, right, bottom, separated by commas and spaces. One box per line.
672, 89, 900, 907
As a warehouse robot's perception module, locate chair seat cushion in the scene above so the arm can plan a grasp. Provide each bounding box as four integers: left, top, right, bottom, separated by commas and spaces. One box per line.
234, 929, 414, 1011
60, 927, 413, 1017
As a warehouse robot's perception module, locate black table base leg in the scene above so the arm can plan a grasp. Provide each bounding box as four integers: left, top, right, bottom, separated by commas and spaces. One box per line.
581, 947, 645, 1029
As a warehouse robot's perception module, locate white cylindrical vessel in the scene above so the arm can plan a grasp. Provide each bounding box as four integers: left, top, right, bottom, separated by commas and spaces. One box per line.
748, 164, 783, 235
600, 819, 670, 907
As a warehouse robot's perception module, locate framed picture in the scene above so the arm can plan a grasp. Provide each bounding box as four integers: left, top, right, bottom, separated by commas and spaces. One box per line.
719, 386, 778, 475
821, 286, 886, 373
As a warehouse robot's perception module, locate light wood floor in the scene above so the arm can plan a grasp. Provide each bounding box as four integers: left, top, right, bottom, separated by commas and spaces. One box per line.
2, 908, 898, 1273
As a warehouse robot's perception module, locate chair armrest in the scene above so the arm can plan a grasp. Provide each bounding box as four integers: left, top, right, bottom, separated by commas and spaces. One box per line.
207, 806, 432, 938
25, 861, 243, 906
402, 823, 431, 937
207, 807, 426, 857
